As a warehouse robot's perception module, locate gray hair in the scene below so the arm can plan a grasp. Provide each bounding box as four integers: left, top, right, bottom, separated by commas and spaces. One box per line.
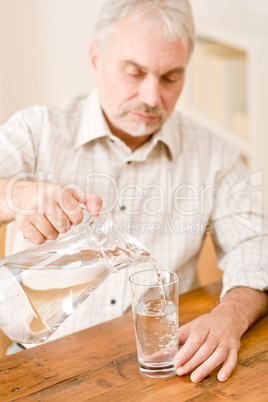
94, 0, 195, 59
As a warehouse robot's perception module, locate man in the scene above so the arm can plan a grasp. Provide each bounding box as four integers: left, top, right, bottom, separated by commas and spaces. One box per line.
0, 0, 267, 383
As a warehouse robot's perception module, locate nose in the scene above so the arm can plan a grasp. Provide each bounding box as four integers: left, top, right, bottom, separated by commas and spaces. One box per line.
138, 76, 161, 108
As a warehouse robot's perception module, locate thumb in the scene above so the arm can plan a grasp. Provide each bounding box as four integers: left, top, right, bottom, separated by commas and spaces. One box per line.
70, 188, 103, 217
85, 193, 103, 216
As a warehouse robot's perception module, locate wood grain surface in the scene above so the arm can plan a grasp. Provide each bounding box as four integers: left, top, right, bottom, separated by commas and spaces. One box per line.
0, 281, 267, 401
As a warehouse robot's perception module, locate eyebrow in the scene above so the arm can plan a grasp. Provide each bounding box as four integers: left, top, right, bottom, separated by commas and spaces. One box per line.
122, 60, 185, 75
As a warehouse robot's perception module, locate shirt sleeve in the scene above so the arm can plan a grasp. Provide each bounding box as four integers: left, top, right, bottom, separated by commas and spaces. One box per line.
0, 106, 44, 178
210, 151, 268, 299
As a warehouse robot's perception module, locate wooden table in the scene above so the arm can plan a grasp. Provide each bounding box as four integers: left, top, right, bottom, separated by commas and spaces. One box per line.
0, 281, 267, 401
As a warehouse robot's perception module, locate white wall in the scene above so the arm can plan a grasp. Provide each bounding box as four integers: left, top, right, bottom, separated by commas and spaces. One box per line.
190, 0, 268, 16
0, 0, 105, 123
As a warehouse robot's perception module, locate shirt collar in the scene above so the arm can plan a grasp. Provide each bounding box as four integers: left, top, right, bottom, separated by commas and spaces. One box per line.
157, 112, 181, 160
74, 88, 111, 149
75, 88, 181, 160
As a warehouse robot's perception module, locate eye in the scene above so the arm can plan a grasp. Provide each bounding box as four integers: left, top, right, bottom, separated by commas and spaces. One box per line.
163, 77, 176, 83
129, 72, 143, 78
162, 72, 184, 84
125, 66, 145, 79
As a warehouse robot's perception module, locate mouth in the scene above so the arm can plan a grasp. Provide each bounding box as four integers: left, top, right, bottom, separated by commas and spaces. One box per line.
130, 111, 160, 123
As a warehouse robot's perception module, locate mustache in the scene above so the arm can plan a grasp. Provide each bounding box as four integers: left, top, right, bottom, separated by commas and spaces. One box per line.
119, 103, 167, 119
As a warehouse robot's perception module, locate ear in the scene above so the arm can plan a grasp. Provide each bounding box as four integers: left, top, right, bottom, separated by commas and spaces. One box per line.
89, 41, 101, 78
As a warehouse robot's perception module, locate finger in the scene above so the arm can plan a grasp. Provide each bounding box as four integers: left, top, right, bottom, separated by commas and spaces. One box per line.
45, 205, 73, 234
58, 187, 84, 225
32, 215, 60, 241
22, 222, 47, 245
173, 322, 193, 366
86, 194, 103, 216
217, 348, 238, 382
175, 339, 217, 376
70, 188, 103, 217
173, 323, 209, 367
190, 343, 229, 383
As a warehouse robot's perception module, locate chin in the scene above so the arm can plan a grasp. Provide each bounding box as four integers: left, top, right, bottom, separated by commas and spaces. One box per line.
121, 121, 160, 137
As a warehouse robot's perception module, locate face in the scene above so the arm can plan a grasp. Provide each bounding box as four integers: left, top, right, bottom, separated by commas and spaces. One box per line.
90, 16, 189, 140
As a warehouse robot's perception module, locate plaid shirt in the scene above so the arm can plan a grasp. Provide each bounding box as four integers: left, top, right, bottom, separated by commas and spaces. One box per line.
1, 88, 267, 345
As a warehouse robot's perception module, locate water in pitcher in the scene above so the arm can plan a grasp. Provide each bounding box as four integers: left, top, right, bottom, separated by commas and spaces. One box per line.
0, 244, 165, 344
0, 203, 168, 344
0, 249, 113, 343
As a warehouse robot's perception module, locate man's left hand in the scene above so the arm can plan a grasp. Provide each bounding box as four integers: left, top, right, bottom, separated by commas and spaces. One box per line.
173, 286, 268, 383
173, 309, 240, 382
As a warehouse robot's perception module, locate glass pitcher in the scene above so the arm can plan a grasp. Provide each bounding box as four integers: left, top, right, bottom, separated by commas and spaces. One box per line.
0, 208, 151, 344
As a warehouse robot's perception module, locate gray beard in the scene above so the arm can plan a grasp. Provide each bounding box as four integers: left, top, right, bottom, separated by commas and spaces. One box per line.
126, 121, 147, 137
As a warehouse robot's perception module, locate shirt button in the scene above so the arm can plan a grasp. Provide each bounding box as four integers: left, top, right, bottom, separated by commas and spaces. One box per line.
120, 205, 126, 211
111, 299, 116, 305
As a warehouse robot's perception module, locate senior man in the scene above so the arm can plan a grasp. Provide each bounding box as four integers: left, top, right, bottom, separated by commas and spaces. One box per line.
0, 0, 267, 383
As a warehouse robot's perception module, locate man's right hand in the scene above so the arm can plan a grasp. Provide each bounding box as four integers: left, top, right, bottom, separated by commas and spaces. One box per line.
4, 179, 103, 245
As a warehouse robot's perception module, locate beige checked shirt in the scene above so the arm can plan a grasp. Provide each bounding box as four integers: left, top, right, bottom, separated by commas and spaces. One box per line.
1, 89, 268, 344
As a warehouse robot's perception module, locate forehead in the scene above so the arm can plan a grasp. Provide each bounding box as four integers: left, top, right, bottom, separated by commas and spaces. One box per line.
103, 16, 188, 73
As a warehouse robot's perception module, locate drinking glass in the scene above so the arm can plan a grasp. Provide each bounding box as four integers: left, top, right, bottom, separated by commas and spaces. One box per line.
129, 269, 179, 379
